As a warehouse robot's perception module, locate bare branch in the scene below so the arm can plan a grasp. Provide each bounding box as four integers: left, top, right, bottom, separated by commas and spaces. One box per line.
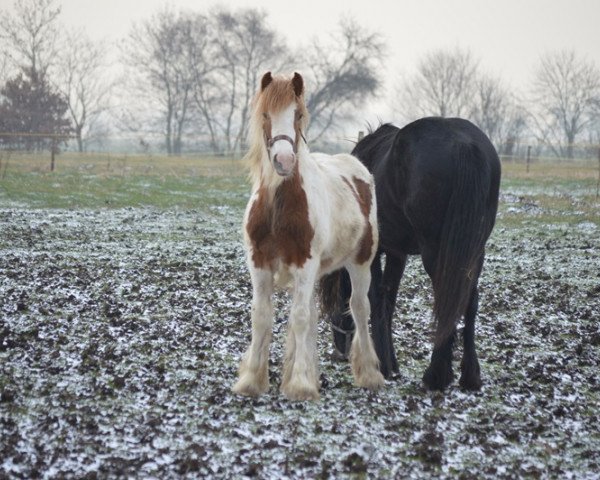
530, 50, 600, 158
0, 0, 62, 79
302, 17, 385, 141
56, 29, 111, 152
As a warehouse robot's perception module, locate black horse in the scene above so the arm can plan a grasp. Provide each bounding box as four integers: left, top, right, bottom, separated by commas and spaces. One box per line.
320, 117, 501, 391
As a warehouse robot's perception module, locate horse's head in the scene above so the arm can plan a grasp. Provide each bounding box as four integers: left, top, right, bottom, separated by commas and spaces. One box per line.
254, 71, 309, 177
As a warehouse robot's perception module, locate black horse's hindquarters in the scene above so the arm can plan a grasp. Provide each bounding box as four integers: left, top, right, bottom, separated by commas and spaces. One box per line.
327, 117, 501, 391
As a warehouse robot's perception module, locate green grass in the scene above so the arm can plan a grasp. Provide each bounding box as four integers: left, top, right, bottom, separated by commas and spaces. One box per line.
494, 158, 600, 226
0, 153, 249, 209
0, 172, 249, 209
1, 152, 599, 223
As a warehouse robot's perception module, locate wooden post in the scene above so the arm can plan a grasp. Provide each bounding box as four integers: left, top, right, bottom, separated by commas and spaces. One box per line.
526, 145, 531, 173
50, 142, 56, 172
358, 131, 365, 142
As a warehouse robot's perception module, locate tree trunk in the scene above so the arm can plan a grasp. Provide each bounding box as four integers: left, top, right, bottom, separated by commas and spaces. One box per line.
76, 126, 83, 153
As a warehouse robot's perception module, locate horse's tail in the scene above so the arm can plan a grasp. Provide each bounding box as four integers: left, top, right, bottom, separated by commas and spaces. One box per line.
432, 142, 493, 347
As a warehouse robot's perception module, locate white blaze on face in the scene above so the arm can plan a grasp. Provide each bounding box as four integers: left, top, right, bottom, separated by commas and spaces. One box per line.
269, 103, 297, 176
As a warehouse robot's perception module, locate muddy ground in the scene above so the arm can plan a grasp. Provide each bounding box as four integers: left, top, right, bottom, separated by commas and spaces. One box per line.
1, 195, 599, 478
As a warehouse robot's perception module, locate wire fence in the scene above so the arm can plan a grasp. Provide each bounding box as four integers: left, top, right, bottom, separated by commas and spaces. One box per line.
1, 132, 600, 179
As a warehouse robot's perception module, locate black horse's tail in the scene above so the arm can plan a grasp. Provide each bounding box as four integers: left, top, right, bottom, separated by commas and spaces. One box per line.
433, 142, 492, 347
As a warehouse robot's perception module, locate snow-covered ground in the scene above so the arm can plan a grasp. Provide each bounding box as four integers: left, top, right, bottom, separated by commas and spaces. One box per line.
1, 196, 599, 478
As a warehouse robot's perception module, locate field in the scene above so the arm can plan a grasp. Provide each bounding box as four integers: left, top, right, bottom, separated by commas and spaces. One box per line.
1, 152, 599, 478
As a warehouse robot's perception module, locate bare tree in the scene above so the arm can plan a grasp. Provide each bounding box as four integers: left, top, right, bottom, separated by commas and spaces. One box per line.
302, 18, 385, 141
120, 7, 195, 155
530, 50, 600, 158
0, 52, 9, 86
398, 47, 478, 119
185, 13, 222, 153
205, 8, 288, 153
57, 30, 111, 152
470, 74, 528, 154
0, 0, 62, 80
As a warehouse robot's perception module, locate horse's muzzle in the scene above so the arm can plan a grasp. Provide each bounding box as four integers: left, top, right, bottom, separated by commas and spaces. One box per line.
273, 152, 295, 176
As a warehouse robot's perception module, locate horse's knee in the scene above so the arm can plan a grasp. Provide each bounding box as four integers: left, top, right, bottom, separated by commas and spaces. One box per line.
350, 294, 369, 321
290, 303, 312, 334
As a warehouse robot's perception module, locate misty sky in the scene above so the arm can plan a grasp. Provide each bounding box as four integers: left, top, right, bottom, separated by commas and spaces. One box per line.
30, 0, 599, 85
3, 0, 600, 122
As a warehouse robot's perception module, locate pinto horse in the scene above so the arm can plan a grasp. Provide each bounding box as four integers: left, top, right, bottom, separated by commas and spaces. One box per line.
232, 72, 384, 401
321, 118, 501, 391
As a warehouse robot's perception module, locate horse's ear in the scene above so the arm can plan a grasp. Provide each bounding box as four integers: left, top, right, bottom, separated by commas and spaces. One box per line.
261, 72, 273, 91
292, 72, 304, 97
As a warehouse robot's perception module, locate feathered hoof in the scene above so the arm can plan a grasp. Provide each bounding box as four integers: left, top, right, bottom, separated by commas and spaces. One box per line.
281, 382, 320, 401
459, 359, 482, 391
232, 375, 269, 397
356, 369, 385, 391
422, 364, 454, 391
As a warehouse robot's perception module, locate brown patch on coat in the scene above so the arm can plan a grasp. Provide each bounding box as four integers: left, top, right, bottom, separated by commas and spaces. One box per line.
320, 258, 333, 270
342, 176, 374, 264
246, 166, 314, 269
262, 113, 272, 149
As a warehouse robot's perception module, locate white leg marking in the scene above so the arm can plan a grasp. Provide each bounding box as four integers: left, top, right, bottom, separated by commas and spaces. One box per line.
347, 263, 385, 390
281, 262, 320, 401
233, 268, 274, 397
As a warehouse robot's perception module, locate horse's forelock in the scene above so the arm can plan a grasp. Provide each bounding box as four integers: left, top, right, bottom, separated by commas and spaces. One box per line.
255, 76, 307, 118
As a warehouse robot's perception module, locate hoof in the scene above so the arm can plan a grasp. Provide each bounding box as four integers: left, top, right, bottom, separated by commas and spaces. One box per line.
232, 375, 268, 397
331, 347, 349, 362
422, 364, 454, 391
379, 360, 399, 379
356, 370, 385, 391
281, 382, 320, 401
459, 359, 482, 391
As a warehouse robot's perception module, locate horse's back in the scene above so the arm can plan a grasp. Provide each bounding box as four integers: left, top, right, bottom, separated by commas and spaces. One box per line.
306, 152, 378, 271
397, 118, 500, 229
311, 152, 373, 185
358, 117, 500, 256
397, 117, 499, 180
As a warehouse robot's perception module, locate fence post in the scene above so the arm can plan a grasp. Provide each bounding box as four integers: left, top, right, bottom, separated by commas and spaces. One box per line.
50, 146, 56, 172
526, 145, 531, 173
358, 131, 365, 142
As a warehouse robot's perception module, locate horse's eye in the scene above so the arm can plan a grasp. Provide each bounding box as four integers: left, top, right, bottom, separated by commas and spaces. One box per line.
262, 112, 269, 119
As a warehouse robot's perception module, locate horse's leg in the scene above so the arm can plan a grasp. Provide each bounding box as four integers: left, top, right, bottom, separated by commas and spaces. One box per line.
347, 263, 385, 390
370, 252, 406, 378
281, 262, 320, 401
460, 255, 485, 390
330, 268, 354, 361
232, 268, 273, 397
421, 247, 455, 391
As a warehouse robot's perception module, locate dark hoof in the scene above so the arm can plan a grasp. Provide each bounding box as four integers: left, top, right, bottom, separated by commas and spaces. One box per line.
422, 364, 454, 391
459, 360, 482, 391
331, 348, 349, 362
379, 360, 399, 379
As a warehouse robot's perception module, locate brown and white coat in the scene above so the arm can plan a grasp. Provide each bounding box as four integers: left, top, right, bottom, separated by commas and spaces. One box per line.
233, 72, 384, 401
